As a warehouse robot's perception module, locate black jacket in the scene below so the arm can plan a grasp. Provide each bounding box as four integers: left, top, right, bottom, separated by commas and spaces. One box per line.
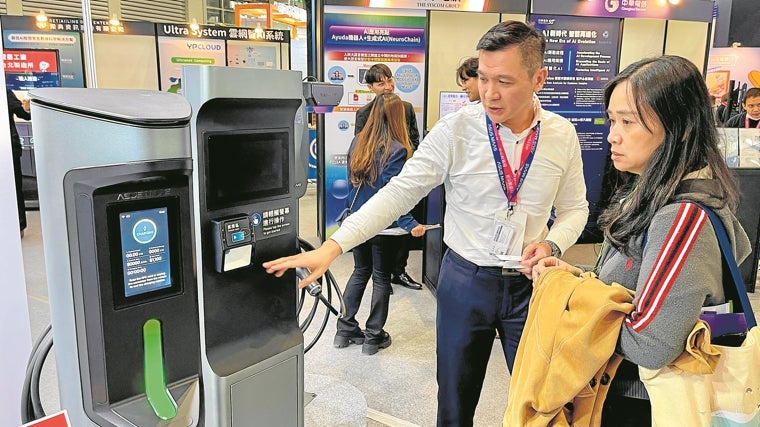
723, 111, 760, 128
6, 89, 31, 148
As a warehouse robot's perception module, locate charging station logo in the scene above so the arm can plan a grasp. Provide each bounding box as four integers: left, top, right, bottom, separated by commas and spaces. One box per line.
133, 219, 158, 244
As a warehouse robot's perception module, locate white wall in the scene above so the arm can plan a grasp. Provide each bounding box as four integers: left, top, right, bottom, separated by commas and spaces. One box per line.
665, 19, 709, 71
94, 34, 160, 89
426, 10, 501, 130
619, 18, 666, 72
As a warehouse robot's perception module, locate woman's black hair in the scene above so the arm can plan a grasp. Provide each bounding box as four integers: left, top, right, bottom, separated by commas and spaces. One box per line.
598, 55, 739, 254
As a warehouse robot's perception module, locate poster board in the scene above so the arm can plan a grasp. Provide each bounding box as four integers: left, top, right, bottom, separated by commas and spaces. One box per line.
439, 91, 471, 119
3, 48, 60, 91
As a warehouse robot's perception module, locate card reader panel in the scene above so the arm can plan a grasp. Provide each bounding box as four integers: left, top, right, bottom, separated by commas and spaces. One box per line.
212, 215, 254, 272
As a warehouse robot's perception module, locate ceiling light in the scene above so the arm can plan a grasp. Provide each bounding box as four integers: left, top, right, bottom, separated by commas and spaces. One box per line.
35, 10, 48, 29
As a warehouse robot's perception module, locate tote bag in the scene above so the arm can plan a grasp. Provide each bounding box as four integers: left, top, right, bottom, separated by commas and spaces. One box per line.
640, 325, 760, 426
640, 204, 760, 427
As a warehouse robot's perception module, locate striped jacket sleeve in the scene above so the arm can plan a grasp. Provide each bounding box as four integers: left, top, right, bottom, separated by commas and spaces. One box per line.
618, 203, 723, 369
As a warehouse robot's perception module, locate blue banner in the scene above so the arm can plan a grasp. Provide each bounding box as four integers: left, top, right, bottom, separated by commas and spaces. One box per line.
532, 14, 621, 242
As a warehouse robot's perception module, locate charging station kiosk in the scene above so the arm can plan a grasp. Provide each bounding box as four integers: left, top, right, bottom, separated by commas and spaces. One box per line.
30, 89, 202, 426
181, 66, 309, 426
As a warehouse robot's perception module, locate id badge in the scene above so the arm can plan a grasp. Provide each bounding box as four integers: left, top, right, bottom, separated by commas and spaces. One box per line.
489, 209, 528, 260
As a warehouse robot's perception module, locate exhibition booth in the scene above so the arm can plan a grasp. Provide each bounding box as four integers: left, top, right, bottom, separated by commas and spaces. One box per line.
3, 0, 760, 425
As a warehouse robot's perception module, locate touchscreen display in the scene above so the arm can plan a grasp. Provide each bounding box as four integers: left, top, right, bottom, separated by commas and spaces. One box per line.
119, 207, 172, 297
206, 130, 290, 208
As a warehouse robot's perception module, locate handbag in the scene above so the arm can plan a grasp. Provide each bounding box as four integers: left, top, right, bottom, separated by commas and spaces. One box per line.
335, 183, 361, 226
639, 203, 760, 427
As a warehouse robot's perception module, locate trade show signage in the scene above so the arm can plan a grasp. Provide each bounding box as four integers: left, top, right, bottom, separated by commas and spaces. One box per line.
531, 0, 713, 22
531, 14, 621, 242
156, 23, 291, 91
321, 7, 426, 238
1, 16, 85, 88
368, 0, 486, 12
707, 47, 760, 93
3, 49, 60, 90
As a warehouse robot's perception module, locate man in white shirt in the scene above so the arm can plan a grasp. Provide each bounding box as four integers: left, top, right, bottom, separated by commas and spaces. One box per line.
265, 20, 589, 426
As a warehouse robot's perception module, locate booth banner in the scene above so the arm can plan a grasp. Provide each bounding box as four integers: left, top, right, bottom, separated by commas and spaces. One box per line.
531, 0, 714, 22
227, 41, 280, 69
322, 6, 426, 238
3, 49, 60, 90
156, 23, 227, 92
367, 0, 487, 12
531, 14, 621, 242
1, 16, 86, 88
706, 47, 760, 97
157, 23, 291, 91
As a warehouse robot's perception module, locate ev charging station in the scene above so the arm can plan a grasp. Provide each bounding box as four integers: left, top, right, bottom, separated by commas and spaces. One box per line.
29, 89, 202, 426
181, 66, 309, 426
27, 68, 343, 426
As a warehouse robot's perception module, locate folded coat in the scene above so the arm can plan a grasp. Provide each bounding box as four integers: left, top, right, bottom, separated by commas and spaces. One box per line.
503, 269, 635, 427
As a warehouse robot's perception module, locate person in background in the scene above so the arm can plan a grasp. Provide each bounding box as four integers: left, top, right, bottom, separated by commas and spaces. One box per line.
265, 20, 589, 426
355, 63, 423, 292
334, 93, 426, 355
723, 87, 760, 128
716, 93, 729, 125
456, 57, 480, 102
6, 89, 31, 237
533, 55, 750, 426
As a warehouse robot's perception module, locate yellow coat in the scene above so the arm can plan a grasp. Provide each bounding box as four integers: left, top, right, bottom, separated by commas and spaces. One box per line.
503, 269, 635, 427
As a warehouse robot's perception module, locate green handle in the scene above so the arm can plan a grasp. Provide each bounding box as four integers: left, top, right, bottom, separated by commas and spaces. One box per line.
143, 318, 177, 420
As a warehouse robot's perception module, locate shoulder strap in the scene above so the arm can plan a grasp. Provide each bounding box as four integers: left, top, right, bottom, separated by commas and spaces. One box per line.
348, 182, 362, 211
693, 203, 757, 329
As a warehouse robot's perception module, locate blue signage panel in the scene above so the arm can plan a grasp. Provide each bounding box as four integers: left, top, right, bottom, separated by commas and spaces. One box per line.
532, 14, 621, 242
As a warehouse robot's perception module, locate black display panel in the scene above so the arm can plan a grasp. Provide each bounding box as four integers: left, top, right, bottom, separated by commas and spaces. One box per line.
205, 129, 290, 209
108, 197, 183, 309
119, 207, 172, 297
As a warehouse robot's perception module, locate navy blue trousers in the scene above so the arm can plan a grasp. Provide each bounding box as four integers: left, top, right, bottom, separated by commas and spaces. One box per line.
436, 249, 531, 427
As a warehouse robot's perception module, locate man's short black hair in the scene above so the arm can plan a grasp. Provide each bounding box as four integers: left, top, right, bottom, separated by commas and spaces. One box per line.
743, 87, 760, 103
476, 20, 545, 75
365, 64, 393, 85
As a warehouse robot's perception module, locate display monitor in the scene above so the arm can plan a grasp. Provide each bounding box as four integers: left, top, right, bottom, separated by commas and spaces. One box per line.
108, 197, 183, 309
3, 48, 61, 91
205, 129, 290, 209
439, 91, 472, 119
119, 207, 172, 297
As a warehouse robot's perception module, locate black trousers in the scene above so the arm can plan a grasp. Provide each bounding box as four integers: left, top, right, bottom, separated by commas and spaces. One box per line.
336, 235, 395, 342
12, 145, 26, 231
392, 234, 410, 275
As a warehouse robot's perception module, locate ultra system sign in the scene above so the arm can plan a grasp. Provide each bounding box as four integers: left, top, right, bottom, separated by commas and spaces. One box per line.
156, 24, 226, 92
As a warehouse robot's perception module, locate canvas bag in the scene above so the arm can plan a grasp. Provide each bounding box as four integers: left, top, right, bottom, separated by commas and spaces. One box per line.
639, 204, 760, 427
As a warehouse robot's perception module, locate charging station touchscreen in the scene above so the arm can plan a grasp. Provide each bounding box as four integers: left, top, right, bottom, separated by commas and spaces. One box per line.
119, 207, 172, 297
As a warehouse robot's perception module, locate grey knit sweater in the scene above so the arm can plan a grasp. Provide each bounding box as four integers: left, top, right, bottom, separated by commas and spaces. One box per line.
594, 177, 751, 399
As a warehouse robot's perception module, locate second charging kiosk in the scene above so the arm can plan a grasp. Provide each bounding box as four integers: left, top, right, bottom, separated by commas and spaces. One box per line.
182, 66, 308, 425
29, 65, 334, 425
